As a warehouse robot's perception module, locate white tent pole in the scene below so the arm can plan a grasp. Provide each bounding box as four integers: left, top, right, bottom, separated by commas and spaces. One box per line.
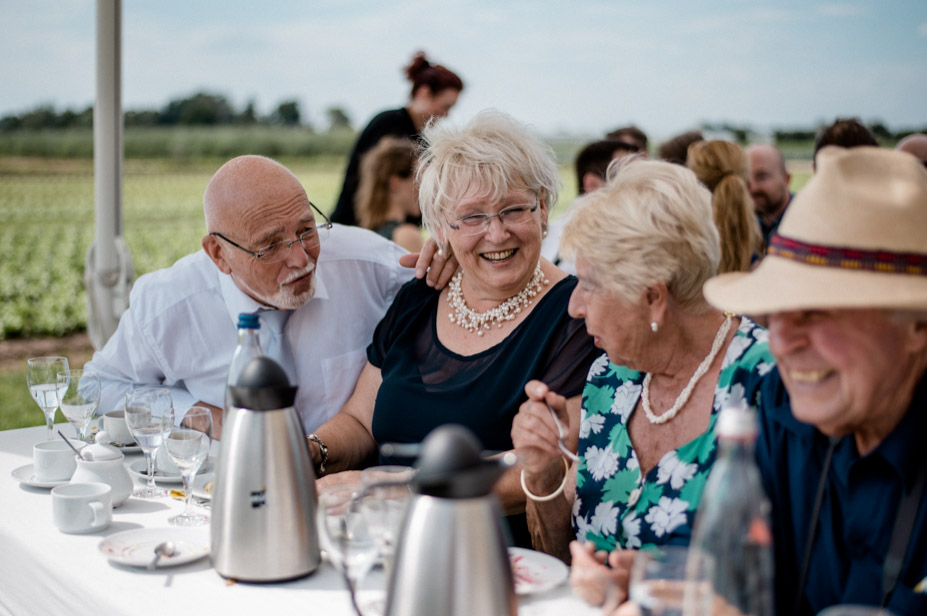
88, 0, 126, 349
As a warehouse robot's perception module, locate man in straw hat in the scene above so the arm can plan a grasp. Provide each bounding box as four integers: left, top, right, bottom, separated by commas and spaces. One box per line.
703, 146, 927, 614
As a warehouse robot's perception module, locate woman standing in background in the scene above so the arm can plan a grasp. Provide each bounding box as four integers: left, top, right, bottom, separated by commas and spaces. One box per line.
330, 51, 464, 226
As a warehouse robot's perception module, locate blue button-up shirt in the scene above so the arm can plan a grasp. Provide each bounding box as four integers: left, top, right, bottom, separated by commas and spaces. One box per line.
756, 369, 927, 615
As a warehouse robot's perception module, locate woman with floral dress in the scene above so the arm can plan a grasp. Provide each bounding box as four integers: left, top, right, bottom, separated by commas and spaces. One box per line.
511, 158, 776, 608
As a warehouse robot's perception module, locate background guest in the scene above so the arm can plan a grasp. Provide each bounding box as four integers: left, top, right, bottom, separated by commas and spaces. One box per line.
512, 159, 774, 606
746, 143, 793, 246
704, 146, 927, 615
309, 110, 599, 548
656, 129, 704, 166
541, 139, 640, 272
355, 136, 423, 252
896, 133, 927, 167
687, 140, 763, 272
331, 51, 464, 226
813, 117, 878, 170
607, 125, 649, 157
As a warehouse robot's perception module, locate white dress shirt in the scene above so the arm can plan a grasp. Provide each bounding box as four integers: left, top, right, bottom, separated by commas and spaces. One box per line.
85, 224, 410, 432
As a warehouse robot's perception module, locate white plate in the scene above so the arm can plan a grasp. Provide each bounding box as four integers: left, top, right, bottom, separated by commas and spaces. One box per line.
11, 464, 70, 489
128, 459, 213, 484
191, 472, 215, 500
98, 527, 209, 568
509, 547, 569, 595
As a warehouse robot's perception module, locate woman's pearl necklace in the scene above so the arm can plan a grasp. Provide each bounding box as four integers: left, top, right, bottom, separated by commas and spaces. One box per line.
447, 263, 549, 336
641, 315, 734, 425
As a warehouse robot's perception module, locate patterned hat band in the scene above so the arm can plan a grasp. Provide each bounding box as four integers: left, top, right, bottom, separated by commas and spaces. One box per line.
768, 234, 927, 276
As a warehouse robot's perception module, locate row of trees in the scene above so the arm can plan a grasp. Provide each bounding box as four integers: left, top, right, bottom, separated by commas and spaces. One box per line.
0, 92, 355, 132
700, 120, 926, 144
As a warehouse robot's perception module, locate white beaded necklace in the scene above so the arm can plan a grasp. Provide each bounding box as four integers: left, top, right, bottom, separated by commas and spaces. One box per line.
640, 315, 733, 425
447, 263, 548, 336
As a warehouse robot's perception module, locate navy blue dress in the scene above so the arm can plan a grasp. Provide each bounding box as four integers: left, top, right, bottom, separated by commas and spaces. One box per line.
367, 275, 599, 547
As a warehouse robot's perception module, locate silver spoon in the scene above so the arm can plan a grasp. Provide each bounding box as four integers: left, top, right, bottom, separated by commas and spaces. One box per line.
547, 403, 579, 462
148, 541, 176, 570
57, 430, 88, 460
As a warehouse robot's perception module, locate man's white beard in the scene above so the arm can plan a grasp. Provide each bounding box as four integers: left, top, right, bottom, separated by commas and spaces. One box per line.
233, 262, 317, 310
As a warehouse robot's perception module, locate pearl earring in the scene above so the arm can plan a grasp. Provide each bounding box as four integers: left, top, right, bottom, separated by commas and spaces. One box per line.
542, 228, 548, 239
650, 321, 659, 333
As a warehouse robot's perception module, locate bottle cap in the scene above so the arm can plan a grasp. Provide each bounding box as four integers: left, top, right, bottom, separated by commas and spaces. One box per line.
237, 313, 260, 329
716, 406, 758, 439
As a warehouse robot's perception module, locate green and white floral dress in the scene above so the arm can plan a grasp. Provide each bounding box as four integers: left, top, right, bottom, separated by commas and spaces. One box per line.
572, 317, 775, 551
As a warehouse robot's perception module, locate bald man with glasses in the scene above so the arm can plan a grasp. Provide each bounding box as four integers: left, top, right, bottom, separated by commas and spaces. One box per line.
87, 155, 454, 438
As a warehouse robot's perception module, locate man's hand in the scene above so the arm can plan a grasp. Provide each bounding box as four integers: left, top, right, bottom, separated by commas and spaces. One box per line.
187, 401, 223, 441
398, 237, 458, 290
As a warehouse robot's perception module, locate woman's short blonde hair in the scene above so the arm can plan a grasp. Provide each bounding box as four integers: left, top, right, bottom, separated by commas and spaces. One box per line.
416, 109, 560, 242
560, 159, 720, 311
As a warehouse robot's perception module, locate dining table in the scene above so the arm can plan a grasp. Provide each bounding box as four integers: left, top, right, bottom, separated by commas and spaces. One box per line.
2, 423, 601, 616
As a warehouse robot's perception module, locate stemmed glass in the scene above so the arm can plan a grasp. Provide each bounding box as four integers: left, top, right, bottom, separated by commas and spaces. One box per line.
57, 369, 100, 442
125, 387, 174, 499
26, 356, 69, 440
628, 546, 714, 616
165, 406, 212, 526
358, 465, 415, 575
317, 482, 379, 616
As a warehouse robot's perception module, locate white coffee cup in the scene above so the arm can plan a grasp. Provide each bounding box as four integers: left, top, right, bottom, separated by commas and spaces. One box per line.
33, 440, 81, 482
155, 445, 180, 475
51, 482, 112, 534
103, 410, 134, 446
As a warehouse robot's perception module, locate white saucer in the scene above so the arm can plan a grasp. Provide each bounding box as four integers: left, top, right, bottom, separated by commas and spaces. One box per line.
99, 527, 209, 568
108, 441, 141, 454
128, 459, 213, 484
509, 547, 569, 595
191, 472, 215, 501
11, 464, 70, 489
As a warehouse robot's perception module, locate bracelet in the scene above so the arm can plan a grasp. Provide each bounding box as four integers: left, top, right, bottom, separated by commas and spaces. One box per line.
521, 456, 570, 502
307, 433, 328, 475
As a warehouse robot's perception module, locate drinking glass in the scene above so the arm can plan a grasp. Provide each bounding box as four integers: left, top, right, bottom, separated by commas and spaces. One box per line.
26, 356, 69, 440
57, 369, 100, 442
317, 482, 379, 615
358, 465, 415, 574
125, 387, 174, 498
166, 406, 212, 526
628, 546, 713, 616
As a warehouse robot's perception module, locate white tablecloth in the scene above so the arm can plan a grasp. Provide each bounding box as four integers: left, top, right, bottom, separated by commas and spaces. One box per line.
1, 425, 598, 616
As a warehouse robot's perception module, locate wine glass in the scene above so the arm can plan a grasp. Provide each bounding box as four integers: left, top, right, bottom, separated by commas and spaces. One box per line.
358, 465, 415, 574
125, 387, 174, 498
26, 356, 69, 440
166, 406, 212, 526
57, 369, 100, 442
317, 482, 379, 615
628, 546, 714, 616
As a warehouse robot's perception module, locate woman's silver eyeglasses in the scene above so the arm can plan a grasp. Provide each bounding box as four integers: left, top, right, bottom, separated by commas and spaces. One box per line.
210, 202, 333, 264
445, 200, 539, 237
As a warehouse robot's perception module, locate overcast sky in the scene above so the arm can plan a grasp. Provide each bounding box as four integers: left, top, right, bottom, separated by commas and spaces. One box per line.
1, 0, 925, 141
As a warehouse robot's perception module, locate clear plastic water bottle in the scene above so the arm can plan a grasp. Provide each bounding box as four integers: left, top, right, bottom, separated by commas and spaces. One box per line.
688, 406, 775, 615
225, 313, 263, 413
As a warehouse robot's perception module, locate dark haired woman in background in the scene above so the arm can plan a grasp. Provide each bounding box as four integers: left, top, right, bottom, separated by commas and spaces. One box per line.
331, 51, 464, 226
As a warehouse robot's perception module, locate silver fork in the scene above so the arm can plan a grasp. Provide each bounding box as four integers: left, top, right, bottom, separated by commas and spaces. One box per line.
547, 403, 579, 462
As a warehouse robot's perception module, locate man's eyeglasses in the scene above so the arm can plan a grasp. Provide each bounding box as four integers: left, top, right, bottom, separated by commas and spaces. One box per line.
445, 200, 539, 237
210, 201, 333, 264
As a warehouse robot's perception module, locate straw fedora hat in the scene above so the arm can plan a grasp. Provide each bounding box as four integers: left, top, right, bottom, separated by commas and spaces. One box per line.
703, 146, 927, 315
